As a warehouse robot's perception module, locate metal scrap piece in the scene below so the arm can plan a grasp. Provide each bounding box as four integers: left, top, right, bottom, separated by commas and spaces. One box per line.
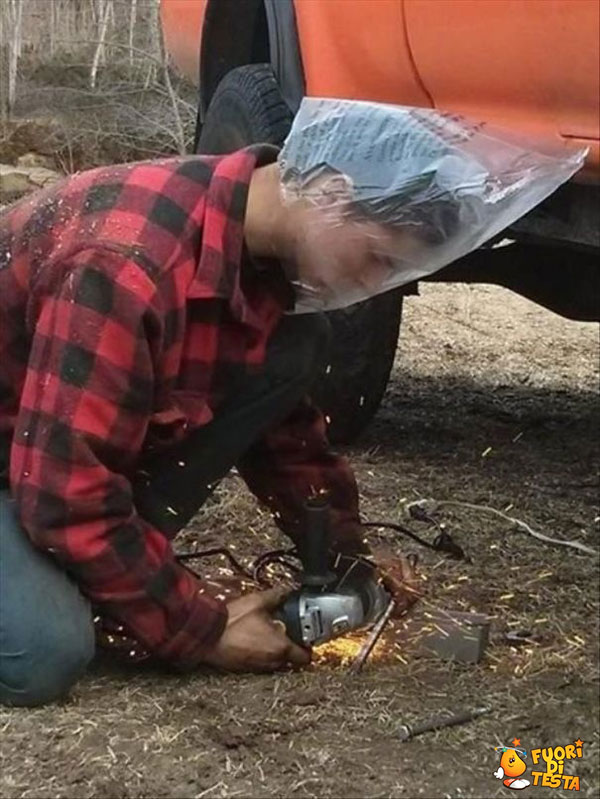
348, 598, 396, 675
397, 706, 491, 742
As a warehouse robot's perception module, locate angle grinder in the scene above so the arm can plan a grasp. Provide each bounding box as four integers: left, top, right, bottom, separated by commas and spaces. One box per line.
274, 496, 391, 647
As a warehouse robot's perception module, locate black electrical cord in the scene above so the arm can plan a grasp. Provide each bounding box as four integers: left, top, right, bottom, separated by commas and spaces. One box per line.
361, 520, 467, 561
175, 512, 467, 585
176, 547, 255, 580
175, 545, 302, 586
251, 547, 301, 584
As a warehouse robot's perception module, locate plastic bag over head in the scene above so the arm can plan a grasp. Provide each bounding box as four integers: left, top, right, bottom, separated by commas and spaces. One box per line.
277, 98, 587, 313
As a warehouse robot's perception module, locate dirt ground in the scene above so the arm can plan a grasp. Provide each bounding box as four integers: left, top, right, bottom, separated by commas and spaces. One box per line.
1, 283, 598, 799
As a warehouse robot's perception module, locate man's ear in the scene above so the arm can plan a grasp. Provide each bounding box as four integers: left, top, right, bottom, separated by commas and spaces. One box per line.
280, 169, 354, 210
313, 173, 354, 208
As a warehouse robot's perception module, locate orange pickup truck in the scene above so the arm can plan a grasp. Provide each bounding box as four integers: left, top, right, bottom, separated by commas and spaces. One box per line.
161, 0, 599, 442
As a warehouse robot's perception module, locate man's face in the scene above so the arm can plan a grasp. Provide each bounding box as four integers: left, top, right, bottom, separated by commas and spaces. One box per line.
285, 203, 420, 307
280, 170, 422, 309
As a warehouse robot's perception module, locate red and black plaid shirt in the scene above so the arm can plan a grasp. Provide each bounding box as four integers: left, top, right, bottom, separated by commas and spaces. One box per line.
0, 146, 361, 668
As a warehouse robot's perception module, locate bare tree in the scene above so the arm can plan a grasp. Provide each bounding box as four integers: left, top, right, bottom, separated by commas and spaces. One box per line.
0, 0, 24, 119
11, 0, 23, 60
90, 0, 113, 89
49, 1, 56, 57
143, 0, 162, 87
128, 0, 138, 68
0, 6, 6, 120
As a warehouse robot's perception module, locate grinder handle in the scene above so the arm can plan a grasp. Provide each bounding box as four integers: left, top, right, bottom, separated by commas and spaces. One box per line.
298, 497, 336, 588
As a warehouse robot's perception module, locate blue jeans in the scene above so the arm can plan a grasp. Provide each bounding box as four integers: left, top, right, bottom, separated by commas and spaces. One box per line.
0, 313, 330, 706
0, 491, 95, 706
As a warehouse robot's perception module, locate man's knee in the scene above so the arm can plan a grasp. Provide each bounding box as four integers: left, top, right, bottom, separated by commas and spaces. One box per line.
0, 608, 95, 707
0, 490, 96, 706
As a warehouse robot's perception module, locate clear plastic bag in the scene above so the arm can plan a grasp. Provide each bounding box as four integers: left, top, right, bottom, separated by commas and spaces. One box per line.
277, 98, 587, 313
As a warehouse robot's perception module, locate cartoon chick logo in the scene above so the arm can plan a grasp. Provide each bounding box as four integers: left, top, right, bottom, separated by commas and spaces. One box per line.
494, 737, 584, 791
494, 739, 530, 790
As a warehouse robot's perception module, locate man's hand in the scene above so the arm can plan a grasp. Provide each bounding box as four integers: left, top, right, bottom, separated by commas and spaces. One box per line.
331, 522, 423, 616
201, 587, 311, 673
369, 546, 422, 616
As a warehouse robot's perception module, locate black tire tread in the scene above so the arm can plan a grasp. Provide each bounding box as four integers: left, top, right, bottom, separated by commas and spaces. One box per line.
199, 64, 293, 154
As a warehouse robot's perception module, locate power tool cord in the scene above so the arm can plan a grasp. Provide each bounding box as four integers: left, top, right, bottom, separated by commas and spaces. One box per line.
175, 509, 467, 585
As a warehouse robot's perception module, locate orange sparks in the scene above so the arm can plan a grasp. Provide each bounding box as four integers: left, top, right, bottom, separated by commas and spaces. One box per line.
314, 632, 396, 667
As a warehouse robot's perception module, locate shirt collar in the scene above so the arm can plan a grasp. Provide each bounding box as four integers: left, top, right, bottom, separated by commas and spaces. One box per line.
188, 144, 283, 329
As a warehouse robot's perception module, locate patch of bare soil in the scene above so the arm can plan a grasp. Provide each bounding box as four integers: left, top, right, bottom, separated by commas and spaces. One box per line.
1, 284, 598, 799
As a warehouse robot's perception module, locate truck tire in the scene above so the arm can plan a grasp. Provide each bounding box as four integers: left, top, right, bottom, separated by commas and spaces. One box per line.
198, 64, 403, 442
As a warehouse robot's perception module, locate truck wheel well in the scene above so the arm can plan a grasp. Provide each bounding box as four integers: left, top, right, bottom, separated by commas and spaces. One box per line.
199, 0, 304, 123
199, 0, 270, 120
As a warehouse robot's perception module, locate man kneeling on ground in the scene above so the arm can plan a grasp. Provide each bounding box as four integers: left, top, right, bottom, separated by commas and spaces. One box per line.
0, 141, 420, 706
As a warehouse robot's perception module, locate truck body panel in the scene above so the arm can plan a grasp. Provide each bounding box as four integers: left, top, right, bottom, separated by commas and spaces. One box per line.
161, 0, 600, 177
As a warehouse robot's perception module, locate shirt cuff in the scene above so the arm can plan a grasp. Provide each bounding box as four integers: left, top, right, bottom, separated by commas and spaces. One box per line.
156, 591, 228, 670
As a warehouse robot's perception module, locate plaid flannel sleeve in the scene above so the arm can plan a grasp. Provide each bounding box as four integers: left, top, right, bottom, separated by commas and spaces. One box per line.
10, 248, 227, 668
238, 396, 369, 555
